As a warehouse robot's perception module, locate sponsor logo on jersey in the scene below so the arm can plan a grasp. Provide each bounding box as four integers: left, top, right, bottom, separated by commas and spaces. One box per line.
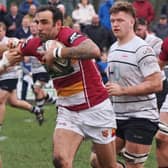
69, 32, 82, 44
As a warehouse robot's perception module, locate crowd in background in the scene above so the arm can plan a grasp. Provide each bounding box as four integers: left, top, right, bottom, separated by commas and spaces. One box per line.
0, 0, 168, 85
0, 0, 168, 45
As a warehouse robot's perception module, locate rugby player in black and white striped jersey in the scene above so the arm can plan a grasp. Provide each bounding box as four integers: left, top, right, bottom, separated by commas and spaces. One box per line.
135, 18, 168, 168
91, 1, 162, 168
0, 22, 44, 127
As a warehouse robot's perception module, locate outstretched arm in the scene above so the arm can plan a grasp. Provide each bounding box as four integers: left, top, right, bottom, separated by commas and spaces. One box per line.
0, 50, 23, 74
42, 39, 101, 66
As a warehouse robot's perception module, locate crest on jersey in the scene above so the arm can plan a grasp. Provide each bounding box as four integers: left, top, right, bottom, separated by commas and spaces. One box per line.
143, 47, 153, 55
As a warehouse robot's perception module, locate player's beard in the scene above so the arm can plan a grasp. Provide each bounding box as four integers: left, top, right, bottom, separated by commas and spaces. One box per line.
39, 33, 49, 43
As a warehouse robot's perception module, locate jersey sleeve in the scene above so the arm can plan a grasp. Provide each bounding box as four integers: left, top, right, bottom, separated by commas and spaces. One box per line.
136, 45, 161, 77
20, 37, 43, 61
57, 27, 88, 47
159, 37, 168, 61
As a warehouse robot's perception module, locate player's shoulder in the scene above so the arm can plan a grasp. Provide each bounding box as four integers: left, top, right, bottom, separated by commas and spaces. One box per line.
133, 36, 148, 47
146, 34, 162, 44
133, 36, 152, 52
58, 27, 87, 46
109, 41, 118, 51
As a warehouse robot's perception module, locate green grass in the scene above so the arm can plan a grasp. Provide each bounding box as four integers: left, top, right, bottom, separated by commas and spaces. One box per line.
0, 105, 157, 168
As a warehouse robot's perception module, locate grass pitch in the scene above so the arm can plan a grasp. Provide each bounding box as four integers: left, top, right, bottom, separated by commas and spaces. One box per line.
0, 105, 157, 168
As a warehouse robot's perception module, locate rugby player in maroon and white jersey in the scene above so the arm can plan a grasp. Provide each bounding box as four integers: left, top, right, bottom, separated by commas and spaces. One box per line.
17, 5, 117, 168
157, 37, 168, 168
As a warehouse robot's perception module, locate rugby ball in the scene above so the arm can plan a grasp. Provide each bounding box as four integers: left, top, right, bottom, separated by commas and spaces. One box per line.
44, 40, 74, 79
45, 40, 64, 50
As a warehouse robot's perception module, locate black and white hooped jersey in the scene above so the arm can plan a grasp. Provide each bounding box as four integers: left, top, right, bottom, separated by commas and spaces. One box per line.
107, 36, 160, 122
145, 34, 166, 80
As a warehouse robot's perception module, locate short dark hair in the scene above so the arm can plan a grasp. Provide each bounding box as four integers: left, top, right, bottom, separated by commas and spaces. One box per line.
36, 5, 63, 24
110, 1, 136, 20
136, 18, 147, 26
10, 2, 17, 7
160, 14, 167, 19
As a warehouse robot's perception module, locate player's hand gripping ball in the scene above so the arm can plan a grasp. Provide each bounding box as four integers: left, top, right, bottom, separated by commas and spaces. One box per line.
44, 40, 73, 79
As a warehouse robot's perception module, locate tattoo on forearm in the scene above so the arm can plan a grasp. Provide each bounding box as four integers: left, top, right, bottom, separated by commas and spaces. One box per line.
65, 39, 99, 59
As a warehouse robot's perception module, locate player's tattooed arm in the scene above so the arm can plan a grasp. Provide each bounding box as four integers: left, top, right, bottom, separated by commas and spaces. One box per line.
61, 39, 101, 59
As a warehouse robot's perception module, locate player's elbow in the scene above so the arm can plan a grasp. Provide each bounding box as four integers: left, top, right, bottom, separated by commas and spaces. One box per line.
83, 39, 101, 59
147, 72, 163, 93
92, 45, 101, 58
155, 80, 163, 92
153, 77, 163, 92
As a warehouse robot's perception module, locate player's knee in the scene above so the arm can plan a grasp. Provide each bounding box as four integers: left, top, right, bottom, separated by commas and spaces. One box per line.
121, 149, 149, 165
53, 155, 71, 168
0, 98, 6, 104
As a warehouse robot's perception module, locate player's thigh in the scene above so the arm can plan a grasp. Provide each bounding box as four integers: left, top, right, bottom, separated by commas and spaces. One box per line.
156, 112, 168, 141
53, 128, 83, 160
160, 112, 168, 123
93, 140, 116, 166
115, 136, 125, 154
125, 141, 151, 154
8, 90, 21, 105
123, 118, 158, 145
0, 89, 9, 103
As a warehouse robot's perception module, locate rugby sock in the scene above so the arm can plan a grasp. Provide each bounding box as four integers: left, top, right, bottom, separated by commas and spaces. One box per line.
31, 106, 44, 125
117, 161, 126, 168
31, 106, 41, 114
45, 93, 57, 104
36, 98, 45, 109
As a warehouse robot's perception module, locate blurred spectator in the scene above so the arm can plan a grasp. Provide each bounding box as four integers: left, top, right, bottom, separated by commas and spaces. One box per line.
0, 3, 6, 22
96, 51, 108, 84
160, 3, 168, 17
1, 0, 6, 7
4, 2, 23, 37
132, 0, 155, 24
15, 15, 31, 39
98, 0, 114, 31
48, 0, 63, 6
19, 0, 40, 15
72, 0, 96, 31
83, 14, 115, 51
63, 0, 75, 17
152, 14, 168, 40
72, 22, 81, 32
135, 18, 163, 56
0, 22, 7, 42
57, 4, 73, 27
26, 4, 37, 22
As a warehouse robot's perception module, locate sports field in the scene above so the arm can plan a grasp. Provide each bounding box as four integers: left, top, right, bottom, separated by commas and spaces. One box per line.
0, 105, 157, 168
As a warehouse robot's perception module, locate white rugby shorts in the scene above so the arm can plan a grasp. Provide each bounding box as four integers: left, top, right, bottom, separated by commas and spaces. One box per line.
55, 99, 116, 144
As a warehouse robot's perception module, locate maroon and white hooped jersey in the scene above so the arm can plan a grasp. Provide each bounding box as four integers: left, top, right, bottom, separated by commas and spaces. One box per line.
21, 27, 108, 111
